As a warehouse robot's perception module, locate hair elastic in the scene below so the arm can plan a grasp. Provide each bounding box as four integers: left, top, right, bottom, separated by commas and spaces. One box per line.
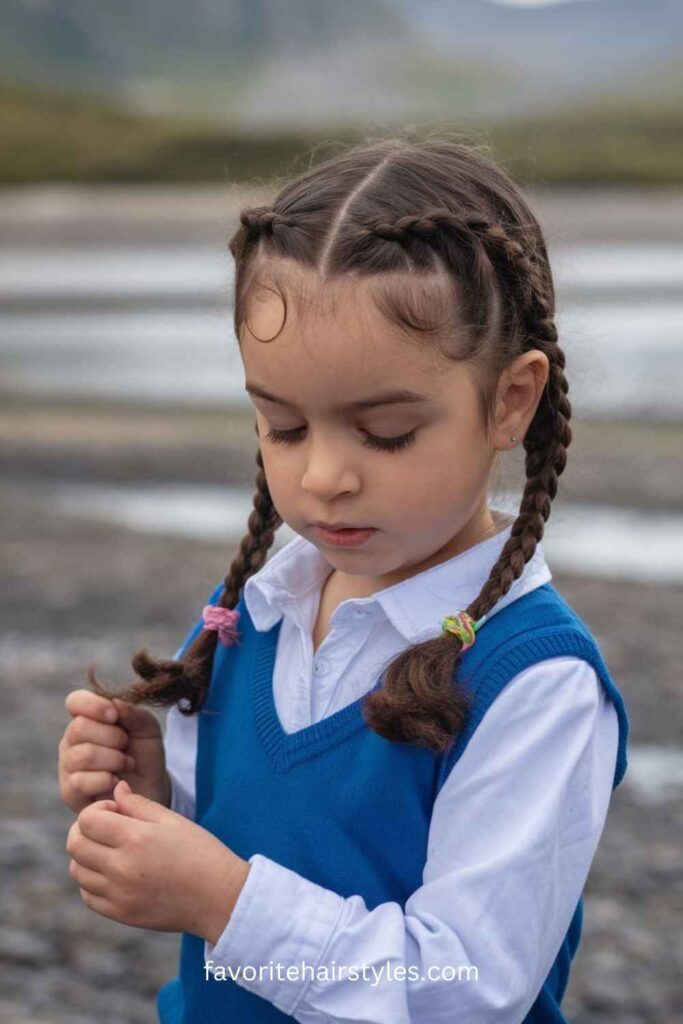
441, 610, 488, 652
202, 605, 242, 646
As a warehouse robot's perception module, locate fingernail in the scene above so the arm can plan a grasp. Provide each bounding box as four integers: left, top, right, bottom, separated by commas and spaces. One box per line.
126, 756, 136, 770
105, 708, 117, 722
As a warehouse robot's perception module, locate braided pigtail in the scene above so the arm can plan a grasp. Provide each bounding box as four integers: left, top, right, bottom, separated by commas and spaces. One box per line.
358, 206, 572, 753
87, 203, 293, 714
87, 448, 282, 713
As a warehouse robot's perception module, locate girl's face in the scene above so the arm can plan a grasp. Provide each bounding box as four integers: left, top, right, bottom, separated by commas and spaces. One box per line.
239, 270, 501, 591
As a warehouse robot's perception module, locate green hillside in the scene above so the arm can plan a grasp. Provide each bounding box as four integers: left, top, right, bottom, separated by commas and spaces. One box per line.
1, 78, 681, 187
491, 99, 683, 186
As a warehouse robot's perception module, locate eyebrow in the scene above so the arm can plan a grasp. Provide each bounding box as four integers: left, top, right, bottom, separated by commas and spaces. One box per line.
244, 381, 433, 411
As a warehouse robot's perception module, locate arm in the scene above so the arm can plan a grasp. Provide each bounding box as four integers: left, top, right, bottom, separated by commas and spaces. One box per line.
201, 658, 620, 1023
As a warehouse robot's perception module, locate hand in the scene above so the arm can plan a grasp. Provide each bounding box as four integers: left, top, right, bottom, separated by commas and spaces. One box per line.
59, 689, 171, 814
66, 780, 250, 942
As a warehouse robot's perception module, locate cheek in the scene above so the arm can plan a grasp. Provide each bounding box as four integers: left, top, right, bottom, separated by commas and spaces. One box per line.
257, 445, 298, 514
372, 453, 438, 525
388, 448, 481, 522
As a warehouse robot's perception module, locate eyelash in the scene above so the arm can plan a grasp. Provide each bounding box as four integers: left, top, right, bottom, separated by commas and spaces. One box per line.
264, 425, 417, 453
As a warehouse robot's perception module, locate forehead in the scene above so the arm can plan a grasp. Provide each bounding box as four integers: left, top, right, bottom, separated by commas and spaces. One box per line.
239, 262, 450, 393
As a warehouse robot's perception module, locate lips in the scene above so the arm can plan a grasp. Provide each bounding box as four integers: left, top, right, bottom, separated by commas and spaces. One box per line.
312, 524, 377, 547
313, 520, 370, 528
312, 522, 370, 531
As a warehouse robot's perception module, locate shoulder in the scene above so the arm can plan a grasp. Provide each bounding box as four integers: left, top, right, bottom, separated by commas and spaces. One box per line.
460, 582, 612, 714
490, 656, 619, 737
501, 656, 602, 706
502, 656, 620, 744
437, 654, 620, 787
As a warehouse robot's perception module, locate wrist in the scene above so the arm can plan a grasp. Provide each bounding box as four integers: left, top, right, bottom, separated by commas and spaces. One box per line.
197, 851, 251, 946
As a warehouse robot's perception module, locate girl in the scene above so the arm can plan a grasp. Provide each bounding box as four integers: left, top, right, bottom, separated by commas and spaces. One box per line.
60, 135, 629, 1023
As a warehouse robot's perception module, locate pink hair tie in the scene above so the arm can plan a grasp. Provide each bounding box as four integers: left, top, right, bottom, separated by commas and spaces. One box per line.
202, 605, 241, 646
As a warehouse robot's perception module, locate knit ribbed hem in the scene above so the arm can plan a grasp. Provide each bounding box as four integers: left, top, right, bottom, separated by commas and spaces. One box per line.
252, 619, 378, 773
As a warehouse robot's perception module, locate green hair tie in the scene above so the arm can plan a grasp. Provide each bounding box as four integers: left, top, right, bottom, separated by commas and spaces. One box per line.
441, 610, 488, 652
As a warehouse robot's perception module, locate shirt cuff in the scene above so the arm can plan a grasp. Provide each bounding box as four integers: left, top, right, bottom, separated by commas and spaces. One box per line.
203, 853, 346, 1016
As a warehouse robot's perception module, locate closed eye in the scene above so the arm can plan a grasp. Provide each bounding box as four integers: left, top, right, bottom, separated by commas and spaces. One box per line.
264, 425, 417, 453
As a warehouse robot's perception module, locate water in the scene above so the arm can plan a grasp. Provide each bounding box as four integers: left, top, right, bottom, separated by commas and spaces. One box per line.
2, 241, 682, 298
0, 308, 235, 403
1, 242, 682, 420
623, 745, 683, 805
549, 242, 683, 291
0, 245, 230, 301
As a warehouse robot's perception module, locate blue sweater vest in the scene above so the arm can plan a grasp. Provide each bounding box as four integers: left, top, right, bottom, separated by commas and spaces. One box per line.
157, 580, 629, 1023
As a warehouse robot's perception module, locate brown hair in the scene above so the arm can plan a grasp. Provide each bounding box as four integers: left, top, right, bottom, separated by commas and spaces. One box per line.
88, 131, 571, 756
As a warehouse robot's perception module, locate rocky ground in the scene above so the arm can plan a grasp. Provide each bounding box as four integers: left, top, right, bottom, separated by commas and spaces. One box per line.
0, 407, 681, 1023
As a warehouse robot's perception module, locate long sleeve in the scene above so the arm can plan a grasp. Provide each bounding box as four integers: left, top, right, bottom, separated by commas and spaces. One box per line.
201, 657, 620, 1023
164, 708, 198, 820
167, 765, 196, 820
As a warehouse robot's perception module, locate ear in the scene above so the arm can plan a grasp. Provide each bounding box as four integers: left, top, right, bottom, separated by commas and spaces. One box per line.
492, 350, 549, 449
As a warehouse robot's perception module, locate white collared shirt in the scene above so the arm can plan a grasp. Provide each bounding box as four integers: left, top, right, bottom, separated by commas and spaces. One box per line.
163, 513, 620, 1022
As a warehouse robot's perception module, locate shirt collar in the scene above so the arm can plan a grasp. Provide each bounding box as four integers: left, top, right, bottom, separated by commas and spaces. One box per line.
243, 509, 552, 641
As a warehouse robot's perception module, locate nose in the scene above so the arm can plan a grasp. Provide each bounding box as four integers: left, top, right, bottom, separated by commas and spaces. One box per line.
300, 433, 361, 500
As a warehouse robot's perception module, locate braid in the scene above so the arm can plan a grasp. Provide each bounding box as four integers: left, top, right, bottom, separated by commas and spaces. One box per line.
468, 227, 571, 624
87, 448, 283, 713
238, 206, 293, 244
359, 204, 572, 753
365, 209, 537, 330
221, 447, 282, 608
464, 319, 571, 613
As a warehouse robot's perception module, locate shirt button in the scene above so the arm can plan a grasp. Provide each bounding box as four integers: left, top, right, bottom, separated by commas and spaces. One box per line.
313, 656, 331, 676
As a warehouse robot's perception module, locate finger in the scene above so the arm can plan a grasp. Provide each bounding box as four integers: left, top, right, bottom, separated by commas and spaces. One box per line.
88, 799, 119, 813
68, 770, 122, 801
65, 689, 119, 724
78, 805, 128, 847
64, 716, 129, 751
79, 888, 117, 921
69, 858, 108, 897
110, 699, 161, 740
66, 826, 115, 871
113, 780, 170, 823
64, 743, 136, 775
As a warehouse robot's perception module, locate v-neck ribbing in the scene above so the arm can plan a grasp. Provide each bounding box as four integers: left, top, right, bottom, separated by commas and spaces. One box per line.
252, 618, 382, 772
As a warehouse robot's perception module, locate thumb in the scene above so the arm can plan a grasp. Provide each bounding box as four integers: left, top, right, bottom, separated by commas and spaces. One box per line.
113, 778, 168, 822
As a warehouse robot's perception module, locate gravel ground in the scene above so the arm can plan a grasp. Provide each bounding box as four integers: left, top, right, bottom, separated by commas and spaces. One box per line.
1, 424, 681, 1023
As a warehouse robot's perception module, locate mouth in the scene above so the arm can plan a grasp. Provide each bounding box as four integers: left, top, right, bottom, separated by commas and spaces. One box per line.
312, 521, 372, 531
311, 523, 378, 547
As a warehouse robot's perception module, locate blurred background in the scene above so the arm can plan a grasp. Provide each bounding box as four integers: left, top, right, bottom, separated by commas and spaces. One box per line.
1, 1, 681, 1021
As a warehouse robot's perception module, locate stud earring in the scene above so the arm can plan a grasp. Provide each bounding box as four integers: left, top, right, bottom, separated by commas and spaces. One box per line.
510, 435, 517, 444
